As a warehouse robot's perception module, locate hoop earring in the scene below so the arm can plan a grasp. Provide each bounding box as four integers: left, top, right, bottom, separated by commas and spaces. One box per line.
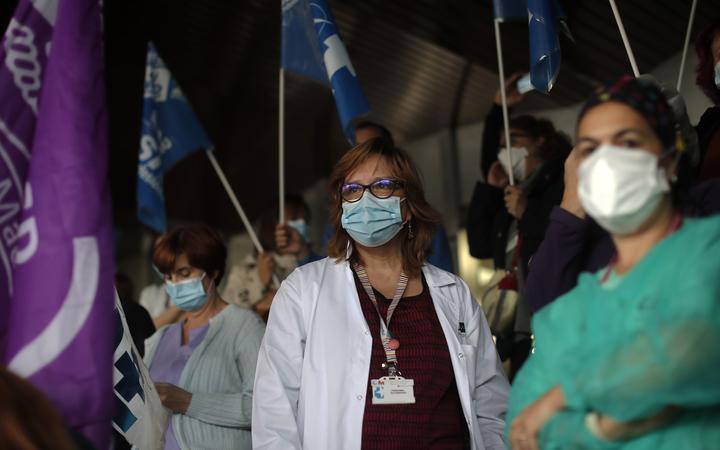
407, 221, 415, 240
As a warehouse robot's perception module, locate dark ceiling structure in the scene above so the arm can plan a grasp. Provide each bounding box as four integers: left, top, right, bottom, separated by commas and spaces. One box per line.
3, 0, 720, 233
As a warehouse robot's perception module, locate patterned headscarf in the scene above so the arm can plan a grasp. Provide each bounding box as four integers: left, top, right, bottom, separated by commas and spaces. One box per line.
578, 74, 682, 152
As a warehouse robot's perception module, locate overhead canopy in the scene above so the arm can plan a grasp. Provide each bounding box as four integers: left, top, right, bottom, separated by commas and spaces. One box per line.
3, 0, 719, 230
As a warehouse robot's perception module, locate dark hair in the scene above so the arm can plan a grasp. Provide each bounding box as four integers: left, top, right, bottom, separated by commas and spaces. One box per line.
327, 138, 441, 277
695, 18, 720, 105
153, 224, 227, 284
114, 272, 135, 304
258, 193, 309, 251
509, 115, 572, 161
0, 366, 77, 450
355, 121, 395, 146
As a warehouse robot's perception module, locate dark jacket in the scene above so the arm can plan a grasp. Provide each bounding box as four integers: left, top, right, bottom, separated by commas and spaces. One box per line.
697, 106, 720, 161
468, 104, 564, 272
467, 157, 565, 273
481, 104, 504, 179
524, 178, 720, 313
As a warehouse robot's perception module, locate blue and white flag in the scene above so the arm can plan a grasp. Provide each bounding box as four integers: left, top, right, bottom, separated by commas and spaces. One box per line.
137, 43, 211, 232
492, 0, 528, 21
113, 292, 168, 450
281, 0, 370, 143
528, 0, 565, 93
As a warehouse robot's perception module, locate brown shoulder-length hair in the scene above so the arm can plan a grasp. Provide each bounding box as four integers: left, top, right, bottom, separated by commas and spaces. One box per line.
327, 138, 442, 277
0, 366, 78, 450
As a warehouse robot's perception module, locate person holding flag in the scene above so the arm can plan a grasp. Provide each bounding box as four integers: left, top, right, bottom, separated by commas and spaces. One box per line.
466, 73, 570, 379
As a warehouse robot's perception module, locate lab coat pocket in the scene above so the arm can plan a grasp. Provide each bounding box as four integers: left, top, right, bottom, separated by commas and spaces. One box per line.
459, 344, 478, 399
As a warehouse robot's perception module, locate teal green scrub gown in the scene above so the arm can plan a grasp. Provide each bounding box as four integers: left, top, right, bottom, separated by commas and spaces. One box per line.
507, 216, 720, 449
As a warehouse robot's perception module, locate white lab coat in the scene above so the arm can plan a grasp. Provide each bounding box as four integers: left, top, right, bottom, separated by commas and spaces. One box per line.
252, 257, 509, 450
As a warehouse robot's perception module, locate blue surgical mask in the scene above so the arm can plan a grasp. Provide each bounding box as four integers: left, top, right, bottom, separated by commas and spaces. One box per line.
165, 273, 209, 311
341, 192, 406, 247
287, 218, 310, 243
715, 62, 720, 89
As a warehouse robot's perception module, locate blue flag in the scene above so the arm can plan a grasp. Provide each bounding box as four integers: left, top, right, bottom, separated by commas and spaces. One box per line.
528, 0, 564, 93
492, 0, 527, 21
137, 43, 211, 232
281, 0, 370, 143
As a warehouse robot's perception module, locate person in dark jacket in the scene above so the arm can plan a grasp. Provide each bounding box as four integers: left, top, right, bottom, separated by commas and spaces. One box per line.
694, 17, 720, 181
524, 75, 720, 315
469, 74, 571, 277
467, 74, 571, 377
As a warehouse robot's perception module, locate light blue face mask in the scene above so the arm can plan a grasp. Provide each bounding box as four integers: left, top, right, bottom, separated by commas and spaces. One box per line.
287, 218, 310, 243
341, 192, 406, 247
165, 272, 209, 311
715, 62, 720, 89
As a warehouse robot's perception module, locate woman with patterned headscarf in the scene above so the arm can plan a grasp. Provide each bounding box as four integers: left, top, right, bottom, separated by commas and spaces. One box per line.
506, 75, 720, 450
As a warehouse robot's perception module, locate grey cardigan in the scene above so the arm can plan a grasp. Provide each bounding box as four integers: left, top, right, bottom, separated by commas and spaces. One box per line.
144, 304, 265, 450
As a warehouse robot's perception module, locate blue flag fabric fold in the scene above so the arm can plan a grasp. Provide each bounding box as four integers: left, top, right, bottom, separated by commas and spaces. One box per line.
528, 0, 563, 93
281, 0, 370, 143
136, 43, 211, 232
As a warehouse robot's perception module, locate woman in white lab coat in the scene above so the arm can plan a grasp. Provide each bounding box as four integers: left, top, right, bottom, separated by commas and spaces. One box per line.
252, 138, 509, 450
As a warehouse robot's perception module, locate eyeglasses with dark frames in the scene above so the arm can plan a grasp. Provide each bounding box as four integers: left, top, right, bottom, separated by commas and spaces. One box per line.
340, 178, 404, 203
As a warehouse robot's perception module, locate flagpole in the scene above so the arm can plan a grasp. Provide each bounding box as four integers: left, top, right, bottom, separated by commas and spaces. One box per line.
608, 0, 640, 77
676, 0, 698, 91
206, 148, 280, 287
493, 17, 515, 186
278, 68, 286, 224
206, 148, 264, 254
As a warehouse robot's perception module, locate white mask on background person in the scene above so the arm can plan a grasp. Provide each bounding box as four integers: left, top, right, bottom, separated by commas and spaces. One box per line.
497, 146, 529, 182
578, 144, 670, 235
714, 61, 720, 89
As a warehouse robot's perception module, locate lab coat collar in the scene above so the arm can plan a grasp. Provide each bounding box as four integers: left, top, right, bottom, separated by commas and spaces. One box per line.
333, 258, 456, 288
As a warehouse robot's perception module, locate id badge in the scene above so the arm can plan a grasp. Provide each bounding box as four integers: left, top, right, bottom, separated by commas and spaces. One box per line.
370, 376, 415, 404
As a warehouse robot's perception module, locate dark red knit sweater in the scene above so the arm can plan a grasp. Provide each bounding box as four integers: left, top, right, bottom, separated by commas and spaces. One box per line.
355, 273, 469, 450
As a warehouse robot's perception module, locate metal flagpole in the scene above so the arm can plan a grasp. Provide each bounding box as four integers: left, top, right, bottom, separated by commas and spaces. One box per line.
278, 68, 286, 224
676, 0, 698, 91
206, 148, 280, 286
493, 17, 515, 186
608, 0, 640, 77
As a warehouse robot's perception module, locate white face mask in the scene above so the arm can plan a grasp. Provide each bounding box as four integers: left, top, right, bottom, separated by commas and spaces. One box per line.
578, 144, 670, 235
497, 146, 529, 182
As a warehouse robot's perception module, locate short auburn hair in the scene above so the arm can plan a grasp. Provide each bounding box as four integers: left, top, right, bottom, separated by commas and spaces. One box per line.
695, 18, 720, 105
153, 224, 227, 284
327, 138, 441, 276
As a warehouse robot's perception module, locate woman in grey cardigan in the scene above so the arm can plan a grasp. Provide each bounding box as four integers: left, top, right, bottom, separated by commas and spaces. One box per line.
145, 224, 265, 450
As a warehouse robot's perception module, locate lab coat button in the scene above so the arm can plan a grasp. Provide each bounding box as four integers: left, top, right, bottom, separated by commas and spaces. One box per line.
364, 330, 370, 336
458, 352, 464, 359
356, 394, 363, 400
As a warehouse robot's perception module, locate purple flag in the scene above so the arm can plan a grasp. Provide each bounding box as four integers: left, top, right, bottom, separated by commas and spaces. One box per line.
0, 0, 114, 447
